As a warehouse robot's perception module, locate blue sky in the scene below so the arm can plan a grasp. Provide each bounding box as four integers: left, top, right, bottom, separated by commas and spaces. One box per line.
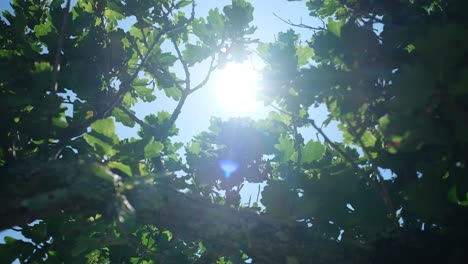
118, 0, 333, 143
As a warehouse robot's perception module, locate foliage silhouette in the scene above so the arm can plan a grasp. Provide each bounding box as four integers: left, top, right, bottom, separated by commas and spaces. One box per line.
1, 0, 468, 263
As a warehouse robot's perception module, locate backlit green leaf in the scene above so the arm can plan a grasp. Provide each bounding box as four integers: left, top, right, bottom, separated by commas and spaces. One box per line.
91, 118, 117, 140
302, 140, 325, 163
183, 44, 211, 66
109, 161, 132, 176
327, 17, 344, 37
164, 86, 182, 100
275, 134, 295, 162
296, 45, 314, 66
144, 138, 164, 159
361, 131, 376, 148
34, 20, 53, 37
112, 107, 136, 127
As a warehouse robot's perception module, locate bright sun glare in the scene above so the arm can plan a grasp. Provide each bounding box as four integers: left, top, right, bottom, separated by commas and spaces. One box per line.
214, 63, 261, 115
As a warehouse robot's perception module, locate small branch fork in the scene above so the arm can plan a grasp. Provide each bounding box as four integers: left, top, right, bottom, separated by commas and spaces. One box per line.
119, 6, 219, 141
118, 54, 216, 142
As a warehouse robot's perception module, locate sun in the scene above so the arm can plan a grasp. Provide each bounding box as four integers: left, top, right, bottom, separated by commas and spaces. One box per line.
213, 62, 261, 115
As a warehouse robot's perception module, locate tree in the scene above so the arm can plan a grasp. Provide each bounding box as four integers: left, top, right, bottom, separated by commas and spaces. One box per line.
1, 0, 468, 263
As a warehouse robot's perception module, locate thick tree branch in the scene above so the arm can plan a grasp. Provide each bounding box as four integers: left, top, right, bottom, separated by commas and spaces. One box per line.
0, 161, 362, 263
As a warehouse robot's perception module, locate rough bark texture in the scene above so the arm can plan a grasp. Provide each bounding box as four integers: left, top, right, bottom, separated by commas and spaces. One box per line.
0, 161, 364, 263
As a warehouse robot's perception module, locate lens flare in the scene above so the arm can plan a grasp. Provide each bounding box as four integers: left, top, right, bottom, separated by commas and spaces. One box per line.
219, 160, 239, 178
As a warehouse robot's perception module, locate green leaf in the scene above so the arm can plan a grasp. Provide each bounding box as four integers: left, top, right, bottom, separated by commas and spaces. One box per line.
207, 8, 225, 35
144, 138, 164, 159
378, 115, 390, 130
123, 92, 138, 107
34, 61, 52, 72
129, 26, 144, 40
34, 20, 53, 37
109, 161, 132, 176
186, 141, 201, 155
164, 86, 182, 100
78, 1, 94, 13
91, 118, 117, 139
162, 230, 173, 241
223, 0, 254, 32
183, 44, 211, 66
361, 131, 376, 148
176, 0, 192, 8
84, 133, 118, 157
296, 45, 314, 66
135, 86, 156, 102
84, 118, 119, 157
302, 140, 325, 163
3, 236, 16, 244
112, 107, 136, 127
193, 18, 210, 43
405, 43, 416, 53
104, 7, 125, 21
275, 134, 295, 162
159, 52, 177, 66
52, 116, 68, 128
327, 17, 344, 37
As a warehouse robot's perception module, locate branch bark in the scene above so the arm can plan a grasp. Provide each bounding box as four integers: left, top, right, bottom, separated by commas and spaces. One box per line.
0, 161, 364, 264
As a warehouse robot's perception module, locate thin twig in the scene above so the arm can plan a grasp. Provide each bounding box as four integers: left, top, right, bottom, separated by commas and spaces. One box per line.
159, 54, 215, 141
273, 13, 324, 31
189, 55, 216, 94
118, 106, 153, 131
306, 118, 361, 174
172, 39, 191, 90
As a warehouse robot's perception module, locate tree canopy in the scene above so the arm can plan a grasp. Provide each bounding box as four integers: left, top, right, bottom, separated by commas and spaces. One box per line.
1, 0, 468, 263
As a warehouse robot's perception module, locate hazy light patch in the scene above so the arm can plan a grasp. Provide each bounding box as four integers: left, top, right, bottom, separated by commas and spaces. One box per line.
219, 159, 239, 178
214, 62, 261, 116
